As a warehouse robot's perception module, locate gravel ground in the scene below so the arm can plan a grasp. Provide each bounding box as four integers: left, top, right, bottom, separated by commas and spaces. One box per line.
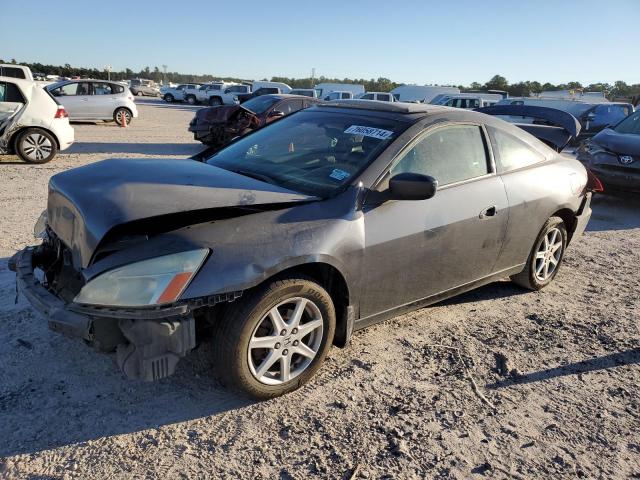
0, 99, 638, 479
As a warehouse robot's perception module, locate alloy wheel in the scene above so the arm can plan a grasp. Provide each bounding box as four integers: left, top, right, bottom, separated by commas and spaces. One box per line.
534, 227, 563, 282
247, 297, 324, 385
22, 133, 53, 162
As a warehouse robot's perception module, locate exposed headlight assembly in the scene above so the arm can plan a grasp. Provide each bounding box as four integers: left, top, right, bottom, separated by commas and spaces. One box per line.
74, 249, 209, 307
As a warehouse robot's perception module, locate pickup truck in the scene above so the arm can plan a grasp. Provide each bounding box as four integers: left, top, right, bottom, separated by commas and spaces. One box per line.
162, 84, 201, 103
205, 84, 251, 106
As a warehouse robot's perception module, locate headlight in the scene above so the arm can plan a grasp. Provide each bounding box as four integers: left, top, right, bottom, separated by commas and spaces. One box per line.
74, 249, 209, 307
34, 210, 47, 239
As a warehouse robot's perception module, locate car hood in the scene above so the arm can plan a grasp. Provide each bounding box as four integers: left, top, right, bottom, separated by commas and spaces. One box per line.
47, 158, 316, 268
592, 128, 640, 156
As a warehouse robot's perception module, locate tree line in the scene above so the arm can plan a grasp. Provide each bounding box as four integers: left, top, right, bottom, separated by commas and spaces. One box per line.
3, 59, 639, 101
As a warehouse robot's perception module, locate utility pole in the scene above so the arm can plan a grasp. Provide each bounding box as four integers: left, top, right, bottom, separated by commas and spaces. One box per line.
104, 64, 112, 81
311, 67, 316, 87
162, 64, 167, 85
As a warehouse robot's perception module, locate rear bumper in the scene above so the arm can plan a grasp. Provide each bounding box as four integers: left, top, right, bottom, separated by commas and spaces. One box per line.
572, 192, 592, 240
51, 121, 75, 152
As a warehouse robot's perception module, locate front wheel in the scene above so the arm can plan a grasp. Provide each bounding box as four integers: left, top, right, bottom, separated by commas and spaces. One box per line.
164, 93, 174, 103
136, 91, 143, 97
211, 276, 335, 399
209, 97, 222, 106
186, 95, 196, 105
15, 128, 58, 164
511, 216, 567, 290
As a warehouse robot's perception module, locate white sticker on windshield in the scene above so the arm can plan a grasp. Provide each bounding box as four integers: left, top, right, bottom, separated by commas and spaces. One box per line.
329, 169, 351, 181
344, 125, 394, 140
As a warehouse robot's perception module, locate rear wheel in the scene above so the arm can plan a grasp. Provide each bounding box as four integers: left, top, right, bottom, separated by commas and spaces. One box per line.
511, 216, 567, 290
136, 91, 143, 96
211, 276, 335, 399
209, 97, 222, 106
186, 95, 197, 105
15, 128, 58, 164
114, 107, 132, 126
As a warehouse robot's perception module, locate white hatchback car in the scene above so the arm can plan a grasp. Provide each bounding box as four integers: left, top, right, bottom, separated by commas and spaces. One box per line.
0, 76, 74, 163
46, 80, 138, 125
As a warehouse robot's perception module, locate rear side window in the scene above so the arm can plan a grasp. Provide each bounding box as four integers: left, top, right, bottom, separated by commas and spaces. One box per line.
0, 82, 26, 103
341, 93, 351, 99
489, 126, 545, 173
92, 83, 113, 95
112, 83, 124, 93
378, 94, 390, 101
0, 67, 26, 79
362, 93, 374, 100
390, 125, 489, 186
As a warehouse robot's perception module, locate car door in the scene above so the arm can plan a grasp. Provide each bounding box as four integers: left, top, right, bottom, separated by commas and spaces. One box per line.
89, 82, 116, 119
50, 82, 91, 119
0, 81, 26, 139
360, 123, 509, 318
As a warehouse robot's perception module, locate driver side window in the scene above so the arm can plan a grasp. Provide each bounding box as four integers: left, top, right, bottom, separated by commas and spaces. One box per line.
389, 125, 489, 187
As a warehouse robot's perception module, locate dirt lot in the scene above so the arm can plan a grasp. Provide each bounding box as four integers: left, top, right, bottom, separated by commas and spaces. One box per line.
0, 99, 638, 479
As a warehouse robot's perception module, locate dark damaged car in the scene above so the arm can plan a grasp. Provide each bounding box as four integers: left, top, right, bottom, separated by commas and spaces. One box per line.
188, 94, 322, 149
11, 101, 596, 398
577, 109, 640, 193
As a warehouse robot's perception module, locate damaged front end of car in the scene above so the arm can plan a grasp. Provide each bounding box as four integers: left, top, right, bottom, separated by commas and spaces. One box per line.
188, 105, 260, 148
10, 228, 242, 381
9, 157, 322, 381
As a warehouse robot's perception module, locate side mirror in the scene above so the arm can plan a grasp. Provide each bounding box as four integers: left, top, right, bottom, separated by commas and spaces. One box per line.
586, 112, 596, 121
389, 172, 438, 200
268, 110, 285, 118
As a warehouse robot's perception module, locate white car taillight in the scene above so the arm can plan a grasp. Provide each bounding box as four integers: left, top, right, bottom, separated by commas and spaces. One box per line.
54, 107, 69, 119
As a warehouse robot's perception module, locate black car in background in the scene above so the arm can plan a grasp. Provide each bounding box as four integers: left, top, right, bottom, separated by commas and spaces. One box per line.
577, 109, 640, 192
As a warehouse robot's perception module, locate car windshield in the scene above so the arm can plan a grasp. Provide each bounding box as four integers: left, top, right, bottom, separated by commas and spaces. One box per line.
241, 96, 281, 114
206, 110, 405, 197
613, 111, 640, 135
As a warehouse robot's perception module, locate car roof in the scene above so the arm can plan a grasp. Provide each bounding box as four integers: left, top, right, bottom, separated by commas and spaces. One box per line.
319, 99, 443, 114
0, 75, 36, 87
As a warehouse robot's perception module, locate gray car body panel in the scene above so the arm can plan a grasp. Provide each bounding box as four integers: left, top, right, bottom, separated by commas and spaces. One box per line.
42, 105, 589, 329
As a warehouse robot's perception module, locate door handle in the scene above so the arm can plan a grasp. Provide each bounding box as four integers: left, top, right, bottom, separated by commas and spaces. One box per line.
479, 206, 497, 219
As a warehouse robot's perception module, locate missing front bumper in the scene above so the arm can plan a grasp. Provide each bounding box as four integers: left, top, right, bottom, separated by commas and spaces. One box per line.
10, 247, 197, 381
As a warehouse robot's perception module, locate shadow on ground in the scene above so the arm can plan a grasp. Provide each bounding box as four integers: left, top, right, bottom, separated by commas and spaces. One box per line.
488, 348, 640, 389
0, 259, 251, 458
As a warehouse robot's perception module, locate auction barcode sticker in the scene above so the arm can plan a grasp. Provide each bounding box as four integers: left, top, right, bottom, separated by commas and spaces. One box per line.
344, 125, 394, 140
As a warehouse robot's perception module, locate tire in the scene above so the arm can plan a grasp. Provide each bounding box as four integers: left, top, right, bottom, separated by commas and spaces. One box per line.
15, 128, 58, 164
511, 216, 567, 290
164, 93, 174, 103
186, 95, 196, 105
136, 91, 143, 97
114, 107, 132, 126
209, 97, 222, 106
211, 276, 336, 399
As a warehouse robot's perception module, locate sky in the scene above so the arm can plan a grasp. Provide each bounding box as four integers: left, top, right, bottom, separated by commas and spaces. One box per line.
1, 0, 639, 86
